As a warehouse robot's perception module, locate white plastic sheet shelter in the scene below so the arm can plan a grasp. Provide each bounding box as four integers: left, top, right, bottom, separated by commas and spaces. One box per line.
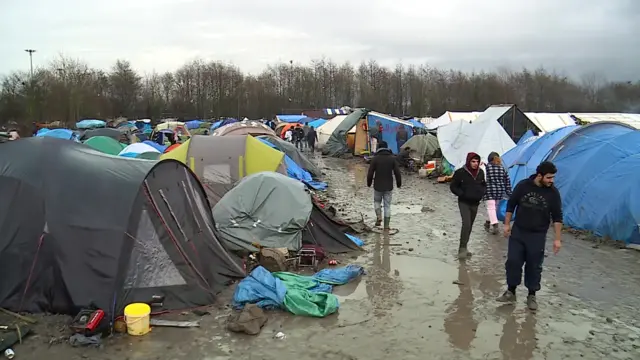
427, 111, 483, 130
437, 116, 516, 169
524, 113, 576, 132
317, 115, 349, 147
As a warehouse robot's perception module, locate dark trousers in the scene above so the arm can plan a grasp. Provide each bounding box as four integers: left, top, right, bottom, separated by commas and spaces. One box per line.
458, 201, 478, 249
397, 139, 406, 153
505, 225, 546, 292
295, 139, 302, 150
307, 139, 315, 152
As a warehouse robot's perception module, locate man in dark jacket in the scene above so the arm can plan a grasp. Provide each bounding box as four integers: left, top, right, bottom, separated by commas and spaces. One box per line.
367, 141, 402, 230
294, 125, 304, 150
306, 126, 318, 152
396, 126, 408, 153
450, 152, 486, 259
497, 161, 563, 311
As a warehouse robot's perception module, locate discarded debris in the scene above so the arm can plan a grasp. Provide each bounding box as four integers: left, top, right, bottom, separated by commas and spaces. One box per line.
4, 349, 14, 359
0, 308, 36, 324
69, 334, 101, 348
274, 331, 286, 340
452, 280, 465, 285
227, 304, 268, 335
149, 319, 200, 328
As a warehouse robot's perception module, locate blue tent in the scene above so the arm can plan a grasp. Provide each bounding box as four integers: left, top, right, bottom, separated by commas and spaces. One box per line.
546, 122, 640, 244
517, 129, 536, 145
185, 120, 204, 129
308, 119, 327, 129
36, 128, 77, 141
277, 115, 306, 123
142, 140, 167, 153
504, 125, 578, 186
501, 134, 538, 169
258, 138, 327, 190
297, 117, 315, 124
367, 112, 413, 154
76, 119, 106, 129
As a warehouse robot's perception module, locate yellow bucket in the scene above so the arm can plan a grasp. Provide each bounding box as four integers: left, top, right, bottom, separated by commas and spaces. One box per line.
124, 303, 151, 336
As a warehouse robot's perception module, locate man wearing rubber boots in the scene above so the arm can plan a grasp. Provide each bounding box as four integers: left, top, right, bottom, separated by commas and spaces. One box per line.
367, 141, 402, 230
497, 161, 563, 311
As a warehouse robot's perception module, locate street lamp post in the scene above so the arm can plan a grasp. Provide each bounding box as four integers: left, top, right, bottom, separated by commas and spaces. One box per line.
24, 49, 36, 78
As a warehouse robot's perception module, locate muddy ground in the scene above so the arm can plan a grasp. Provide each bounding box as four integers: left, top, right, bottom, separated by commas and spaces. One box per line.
8, 156, 640, 360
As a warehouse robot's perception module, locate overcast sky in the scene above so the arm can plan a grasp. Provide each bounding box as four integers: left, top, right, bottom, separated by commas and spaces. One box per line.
1, 0, 639, 80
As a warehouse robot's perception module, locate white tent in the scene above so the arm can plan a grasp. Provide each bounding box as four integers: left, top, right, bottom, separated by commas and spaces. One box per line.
317, 115, 348, 147
427, 111, 483, 130
437, 115, 516, 169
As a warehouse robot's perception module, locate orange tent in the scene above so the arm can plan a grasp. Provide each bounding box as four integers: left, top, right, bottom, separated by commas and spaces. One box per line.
164, 143, 181, 153
276, 123, 302, 138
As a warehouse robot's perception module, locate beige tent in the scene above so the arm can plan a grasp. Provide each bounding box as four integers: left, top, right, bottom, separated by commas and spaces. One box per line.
160, 135, 287, 206
213, 120, 276, 137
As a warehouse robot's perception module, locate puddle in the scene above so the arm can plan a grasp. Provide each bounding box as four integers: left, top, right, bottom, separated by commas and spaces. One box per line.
548, 321, 594, 341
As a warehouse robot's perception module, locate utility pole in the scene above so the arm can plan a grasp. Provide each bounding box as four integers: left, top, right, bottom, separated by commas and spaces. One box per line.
25, 49, 36, 78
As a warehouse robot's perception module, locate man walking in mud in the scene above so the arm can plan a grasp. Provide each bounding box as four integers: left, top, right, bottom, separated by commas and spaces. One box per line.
497, 161, 563, 311
367, 140, 402, 230
449, 152, 486, 259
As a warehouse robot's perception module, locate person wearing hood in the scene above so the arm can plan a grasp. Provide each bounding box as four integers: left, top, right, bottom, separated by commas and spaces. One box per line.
483, 152, 512, 234
450, 152, 487, 259
367, 141, 402, 230
497, 161, 563, 311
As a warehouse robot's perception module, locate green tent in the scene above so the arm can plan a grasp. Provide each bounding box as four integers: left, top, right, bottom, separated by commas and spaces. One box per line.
400, 134, 441, 162
135, 152, 161, 160
83, 136, 126, 155
322, 108, 368, 157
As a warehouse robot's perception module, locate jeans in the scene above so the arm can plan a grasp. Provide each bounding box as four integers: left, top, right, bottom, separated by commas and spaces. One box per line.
458, 201, 478, 249
374, 190, 392, 218
486, 200, 498, 225
505, 225, 546, 292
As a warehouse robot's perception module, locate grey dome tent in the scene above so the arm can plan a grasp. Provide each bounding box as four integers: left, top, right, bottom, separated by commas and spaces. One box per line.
0, 138, 244, 316
256, 135, 322, 178
322, 108, 368, 157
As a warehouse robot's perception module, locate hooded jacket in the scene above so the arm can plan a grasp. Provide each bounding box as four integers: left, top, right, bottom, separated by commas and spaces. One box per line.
367, 148, 402, 192
450, 152, 486, 204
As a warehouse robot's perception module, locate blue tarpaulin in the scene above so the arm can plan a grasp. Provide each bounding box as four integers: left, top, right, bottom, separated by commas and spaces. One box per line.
345, 233, 365, 247
307, 119, 327, 129
546, 122, 640, 244
232, 265, 364, 316
409, 118, 425, 128
367, 112, 413, 154
36, 128, 77, 141
258, 138, 328, 190
142, 140, 167, 153
277, 115, 306, 123
185, 120, 204, 129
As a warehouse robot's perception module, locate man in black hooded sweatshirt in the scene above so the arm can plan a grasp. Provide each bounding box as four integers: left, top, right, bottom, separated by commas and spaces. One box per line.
367, 141, 402, 230
449, 152, 486, 259
497, 161, 562, 311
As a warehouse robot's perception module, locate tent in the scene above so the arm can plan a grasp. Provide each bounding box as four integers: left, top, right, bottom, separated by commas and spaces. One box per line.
257, 135, 322, 178
213, 120, 276, 137
501, 134, 539, 169
0, 137, 244, 315
76, 119, 106, 129
476, 105, 540, 142
142, 140, 167, 153
427, 111, 483, 130
160, 135, 287, 206
257, 138, 327, 190
36, 128, 77, 141
185, 120, 204, 129
366, 112, 414, 154
213, 172, 312, 252
517, 130, 536, 145
276, 115, 306, 123
502, 125, 578, 186
524, 113, 576, 132
400, 134, 440, 162
83, 136, 126, 155
119, 143, 161, 158
408, 118, 426, 129
302, 204, 363, 253
275, 123, 301, 138
317, 115, 348, 147
79, 128, 126, 142
323, 110, 368, 157
545, 122, 640, 245
437, 115, 516, 169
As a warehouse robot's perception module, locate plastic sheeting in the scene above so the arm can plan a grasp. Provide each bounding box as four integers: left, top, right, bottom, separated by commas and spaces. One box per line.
257, 138, 327, 190
232, 265, 364, 317
185, 120, 204, 129
256, 135, 322, 178
76, 119, 106, 129
308, 119, 327, 129
367, 112, 414, 154
276, 115, 307, 123
36, 128, 77, 141
437, 117, 516, 169
546, 122, 640, 244
142, 140, 167, 153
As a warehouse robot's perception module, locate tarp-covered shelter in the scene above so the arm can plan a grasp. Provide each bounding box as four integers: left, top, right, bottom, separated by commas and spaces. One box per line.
307, 118, 327, 129
302, 204, 362, 253
36, 128, 77, 141
438, 115, 516, 169
366, 112, 414, 154
213, 172, 312, 251
160, 135, 287, 206
213, 120, 275, 137
400, 134, 440, 162
317, 115, 349, 148
427, 111, 483, 130
275, 115, 306, 123
524, 113, 576, 132
83, 136, 126, 155
0, 137, 244, 315
546, 122, 640, 245
502, 125, 578, 186
323, 109, 368, 157
477, 105, 540, 142
257, 135, 322, 178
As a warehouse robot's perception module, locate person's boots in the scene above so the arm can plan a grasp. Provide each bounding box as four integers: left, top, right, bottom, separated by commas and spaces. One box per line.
375, 210, 382, 227
383, 217, 391, 230
491, 224, 499, 235
484, 220, 490, 232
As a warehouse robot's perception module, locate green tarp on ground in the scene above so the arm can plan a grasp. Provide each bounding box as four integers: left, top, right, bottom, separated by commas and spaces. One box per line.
83, 136, 126, 155
272, 272, 339, 317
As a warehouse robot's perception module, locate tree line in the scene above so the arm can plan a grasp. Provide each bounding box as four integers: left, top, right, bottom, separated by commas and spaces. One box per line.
1, 56, 639, 129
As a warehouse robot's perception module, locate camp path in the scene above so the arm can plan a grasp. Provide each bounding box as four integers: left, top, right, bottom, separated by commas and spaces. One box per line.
27, 156, 640, 360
